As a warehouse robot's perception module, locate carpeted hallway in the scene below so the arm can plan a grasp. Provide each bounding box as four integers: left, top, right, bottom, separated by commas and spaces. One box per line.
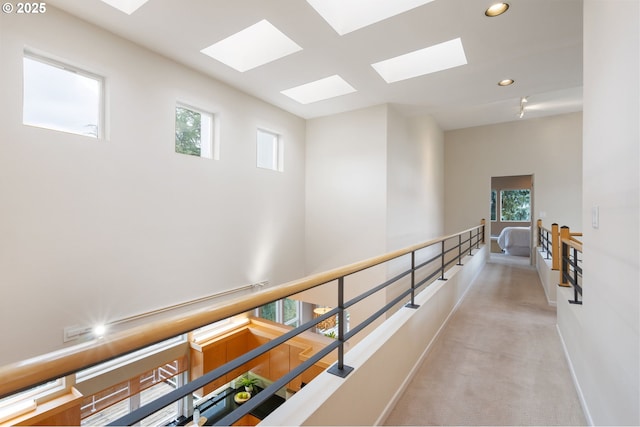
383, 254, 586, 426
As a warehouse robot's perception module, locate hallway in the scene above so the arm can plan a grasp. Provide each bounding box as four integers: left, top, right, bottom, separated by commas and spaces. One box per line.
384, 255, 586, 426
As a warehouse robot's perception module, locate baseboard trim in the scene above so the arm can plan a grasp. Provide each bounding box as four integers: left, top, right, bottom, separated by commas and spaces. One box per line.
556, 324, 594, 426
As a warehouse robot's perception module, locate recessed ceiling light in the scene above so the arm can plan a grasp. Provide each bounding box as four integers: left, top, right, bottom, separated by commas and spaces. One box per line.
201, 20, 302, 72
99, 0, 150, 15
281, 75, 356, 104
306, 0, 435, 35
485, 3, 509, 17
498, 79, 515, 86
371, 38, 467, 84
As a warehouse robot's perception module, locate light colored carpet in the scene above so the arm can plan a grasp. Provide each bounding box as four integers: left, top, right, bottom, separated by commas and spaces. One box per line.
383, 256, 586, 426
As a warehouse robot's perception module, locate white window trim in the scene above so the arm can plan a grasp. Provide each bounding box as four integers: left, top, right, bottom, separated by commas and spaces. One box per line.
256, 128, 283, 172
175, 103, 218, 160
23, 50, 105, 139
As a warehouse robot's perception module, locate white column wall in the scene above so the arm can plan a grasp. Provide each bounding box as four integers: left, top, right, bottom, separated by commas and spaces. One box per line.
560, 1, 639, 424
0, 7, 306, 365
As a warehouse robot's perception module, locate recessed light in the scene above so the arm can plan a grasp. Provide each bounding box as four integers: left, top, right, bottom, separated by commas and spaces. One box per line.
485, 2, 509, 17
371, 38, 467, 84
498, 79, 515, 86
99, 0, 150, 15
281, 75, 356, 104
201, 20, 302, 72
306, 0, 435, 35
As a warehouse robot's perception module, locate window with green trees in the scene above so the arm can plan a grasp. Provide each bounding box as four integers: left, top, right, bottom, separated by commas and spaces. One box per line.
258, 298, 300, 327
175, 105, 213, 158
500, 189, 531, 222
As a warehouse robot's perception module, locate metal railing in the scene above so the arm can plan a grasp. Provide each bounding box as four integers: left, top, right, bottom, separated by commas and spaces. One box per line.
560, 226, 583, 305
0, 222, 485, 426
537, 219, 560, 270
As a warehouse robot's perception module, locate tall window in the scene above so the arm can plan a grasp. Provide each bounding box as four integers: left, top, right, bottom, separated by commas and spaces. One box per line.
175, 105, 215, 159
23, 52, 103, 138
500, 189, 531, 222
256, 128, 282, 171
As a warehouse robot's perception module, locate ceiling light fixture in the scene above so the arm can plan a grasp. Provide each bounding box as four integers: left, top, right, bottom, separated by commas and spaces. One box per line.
519, 96, 528, 118
485, 2, 509, 17
281, 75, 356, 104
201, 20, 302, 72
498, 79, 514, 86
371, 38, 468, 84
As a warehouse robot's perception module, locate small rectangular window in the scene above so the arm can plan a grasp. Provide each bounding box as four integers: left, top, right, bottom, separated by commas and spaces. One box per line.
175, 105, 216, 159
256, 128, 282, 171
23, 52, 103, 138
500, 189, 531, 222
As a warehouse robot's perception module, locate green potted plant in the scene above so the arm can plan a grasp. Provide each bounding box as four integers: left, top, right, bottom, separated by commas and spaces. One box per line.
239, 375, 259, 393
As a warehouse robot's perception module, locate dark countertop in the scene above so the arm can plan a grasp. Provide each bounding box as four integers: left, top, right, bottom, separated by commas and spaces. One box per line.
166, 386, 285, 426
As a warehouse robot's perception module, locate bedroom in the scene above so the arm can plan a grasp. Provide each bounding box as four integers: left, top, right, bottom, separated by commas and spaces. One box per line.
490, 174, 534, 258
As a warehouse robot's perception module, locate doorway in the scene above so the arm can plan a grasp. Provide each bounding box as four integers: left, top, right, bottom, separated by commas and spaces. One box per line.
490, 174, 534, 264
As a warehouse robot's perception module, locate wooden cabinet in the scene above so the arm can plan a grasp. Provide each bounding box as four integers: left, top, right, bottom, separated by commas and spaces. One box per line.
6, 388, 82, 426
190, 320, 335, 398
232, 413, 260, 426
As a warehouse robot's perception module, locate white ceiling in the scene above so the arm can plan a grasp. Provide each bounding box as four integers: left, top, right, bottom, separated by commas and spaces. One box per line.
46, 0, 584, 130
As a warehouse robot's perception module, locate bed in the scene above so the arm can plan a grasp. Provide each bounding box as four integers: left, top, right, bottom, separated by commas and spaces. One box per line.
497, 226, 531, 256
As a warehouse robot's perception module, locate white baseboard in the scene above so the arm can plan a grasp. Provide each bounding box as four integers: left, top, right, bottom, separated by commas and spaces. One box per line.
556, 324, 594, 426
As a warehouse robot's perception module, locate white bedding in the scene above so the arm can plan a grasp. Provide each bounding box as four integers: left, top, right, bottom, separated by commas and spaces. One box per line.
497, 226, 531, 256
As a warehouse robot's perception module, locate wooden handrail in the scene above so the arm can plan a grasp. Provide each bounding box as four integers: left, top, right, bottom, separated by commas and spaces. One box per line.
563, 236, 583, 252
0, 223, 485, 399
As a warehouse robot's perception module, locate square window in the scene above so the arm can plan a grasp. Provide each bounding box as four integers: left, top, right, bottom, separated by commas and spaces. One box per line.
500, 189, 531, 222
175, 105, 216, 159
23, 53, 103, 138
256, 128, 282, 171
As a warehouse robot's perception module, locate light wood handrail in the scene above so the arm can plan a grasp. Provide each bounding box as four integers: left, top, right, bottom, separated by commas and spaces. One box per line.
0, 223, 484, 399
563, 236, 583, 252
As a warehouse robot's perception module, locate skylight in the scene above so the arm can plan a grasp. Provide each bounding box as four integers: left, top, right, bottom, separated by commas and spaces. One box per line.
306, 0, 435, 35
201, 20, 303, 72
281, 75, 356, 104
99, 0, 150, 15
371, 38, 468, 84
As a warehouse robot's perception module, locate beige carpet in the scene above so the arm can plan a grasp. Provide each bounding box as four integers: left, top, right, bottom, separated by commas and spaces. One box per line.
383, 255, 586, 426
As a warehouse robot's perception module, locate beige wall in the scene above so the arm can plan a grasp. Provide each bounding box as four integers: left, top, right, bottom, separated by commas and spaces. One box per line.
558, 1, 639, 425
444, 113, 583, 239
0, 7, 306, 366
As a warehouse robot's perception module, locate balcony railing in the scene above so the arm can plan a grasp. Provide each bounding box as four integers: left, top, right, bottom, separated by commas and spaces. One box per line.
0, 221, 486, 426
560, 226, 583, 305
537, 219, 583, 305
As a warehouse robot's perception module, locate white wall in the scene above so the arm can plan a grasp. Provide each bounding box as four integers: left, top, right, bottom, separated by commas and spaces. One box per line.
558, 1, 639, 425
301, 105, 445, 345
0, 7, 306, 366
444, 113, 583, 236
386, 109, 445, 251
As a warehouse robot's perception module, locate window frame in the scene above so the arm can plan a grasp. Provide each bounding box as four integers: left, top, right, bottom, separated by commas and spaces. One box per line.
490, 189, 497, 222
499, 188, 531, 222
256, 128, 283, 171
174, 103, 218, 160
23, 50, 105, 139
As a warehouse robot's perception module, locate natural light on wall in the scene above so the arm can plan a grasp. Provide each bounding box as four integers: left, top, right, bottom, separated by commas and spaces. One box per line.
306, 0, 435, 35
281, 75, 356, 104
371, 38, 467, 83
99, 0, 150, 15
201, 20, 302, 72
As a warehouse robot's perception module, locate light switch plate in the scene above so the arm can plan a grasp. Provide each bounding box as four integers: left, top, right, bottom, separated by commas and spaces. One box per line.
592, 206, 599, 229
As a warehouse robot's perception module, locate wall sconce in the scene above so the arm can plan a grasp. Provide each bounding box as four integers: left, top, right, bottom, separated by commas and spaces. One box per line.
313, 306, 336, 331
